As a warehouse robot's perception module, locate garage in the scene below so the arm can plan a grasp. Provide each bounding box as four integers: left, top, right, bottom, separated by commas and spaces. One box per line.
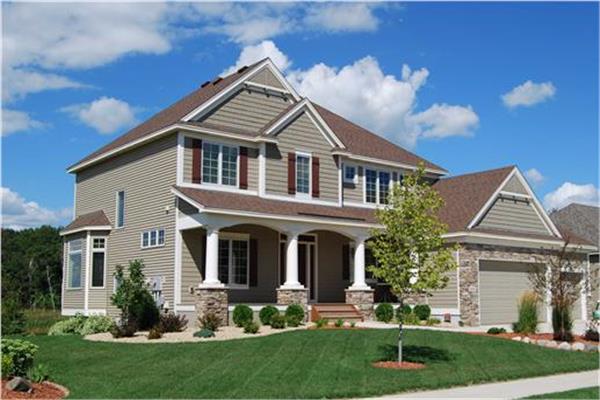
479, 260, 548, 325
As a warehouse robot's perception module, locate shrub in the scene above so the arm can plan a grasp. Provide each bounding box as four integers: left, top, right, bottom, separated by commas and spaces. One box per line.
1, 355, 13, 379
27, 363, 49, 383
315, 318, 328, 329
270, 313, 286, 329
48, 314, 87, 335
350, 321, 356, 328
159, 312, 187, 333
584, 321, 599, 342
285, 304, 304, 326
147, 326, 163, 340
396, 304, 412, 320
80, 315, 114, 336
403, 313, 420, 325
199, 313, 221, 332
334, 319, 344, 328
233, 305, 253, 327
375, 303, 394, 322
130, 290, 160, 331
1, 339, 38, 377
244, 321, 259, 334
259, 305, 278, 325
413, 304, 431, 321
552, 304, 573, 342
110, 321, 136, 338
513, 291, 538, 335
194, 329, 215, 338
425, 317, 441, 326
1, 299, 25, 335
487, 327, 507, 334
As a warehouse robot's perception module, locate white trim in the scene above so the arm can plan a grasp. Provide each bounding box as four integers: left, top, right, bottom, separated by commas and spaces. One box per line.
455, 248, 461, 318
174, 205, 182, 306
176, 131, 184, 185
181, 124, 277, 144
201, 141, 240, 188
72, 181, 77, 219
178, 182, 258, 197
298, 233, 319, 302
363, 167, 391, 205
295, 151, 312, 199
175, 305, 195, 312
343, 163, 358, 185
338, 157, 343, 206
499, 190, 531, 199
66, 238, 84, 290
262, 192, 339, 207
89, 236, 107, 289
219, 233, 251, 289
258, 143, 266, 196
333, 152, 447, 176
243, 81, 291, 95
84, 232, 91, 311
443, 231, 596, 250
140, 228, 166, 249
344, 200, 379, 209
60, 225, 112, 236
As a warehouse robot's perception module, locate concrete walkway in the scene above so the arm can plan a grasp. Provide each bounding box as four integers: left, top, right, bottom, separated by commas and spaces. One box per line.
371, 370, 599, 399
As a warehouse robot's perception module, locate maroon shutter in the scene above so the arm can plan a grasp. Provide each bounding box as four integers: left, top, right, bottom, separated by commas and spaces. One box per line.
239, 147, 248, 189
249, 238, 258, 287
287, 152, 296, 194
342, 244, 350, 280
191, 139, 202, 184
312, 156, 320, 198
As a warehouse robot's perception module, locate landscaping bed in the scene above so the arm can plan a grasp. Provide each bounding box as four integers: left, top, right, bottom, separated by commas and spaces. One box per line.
473, 332, 598, 351
1, 380, 67, 399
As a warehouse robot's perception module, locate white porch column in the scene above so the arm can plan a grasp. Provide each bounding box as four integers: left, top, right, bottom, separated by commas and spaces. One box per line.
282, 232, 303, 288
350, 237, 370, 290
201, 227, 224, 287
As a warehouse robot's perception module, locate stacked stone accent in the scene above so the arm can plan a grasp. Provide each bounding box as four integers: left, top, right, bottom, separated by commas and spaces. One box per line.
277, 287, 309, 320
345, 288, 374, 320
195, 287, 228, 327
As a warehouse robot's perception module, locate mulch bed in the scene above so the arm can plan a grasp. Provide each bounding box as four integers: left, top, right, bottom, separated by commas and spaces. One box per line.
472, 332, 598, 346
1, 381, 67, 400
372, 361, 426, 370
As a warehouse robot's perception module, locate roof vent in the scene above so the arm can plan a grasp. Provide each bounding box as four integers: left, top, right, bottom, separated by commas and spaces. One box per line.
237, 65, 249, 73
200, 81, 211, 88
211, 77, 223, 85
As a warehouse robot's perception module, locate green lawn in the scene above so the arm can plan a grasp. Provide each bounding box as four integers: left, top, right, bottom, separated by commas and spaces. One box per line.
525, 386, 599, 399
24, 309, 65, 335
26, 329, 597, 399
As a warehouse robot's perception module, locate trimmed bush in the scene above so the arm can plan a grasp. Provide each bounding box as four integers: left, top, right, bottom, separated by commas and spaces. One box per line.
194, 329, 215, 338
270, 313, 286, 329
199, 313, 221, 332
244, 321, 259, 334
513, 291, 538, 335
552, 304, 573, 342
147, 326, 163, 340
375, 303, 394, 323
396, 304, 412, 320
487, 327, 507, 335
159, 312, 187, 333
1, 338, 38, 377
80, 315, 114, 336
413, 304, 431, 321
130, 291, 160, 331
285, 304, 304, 326
48, 314, 87, 335
259, 305, 278, 325
233, 305, 253, 327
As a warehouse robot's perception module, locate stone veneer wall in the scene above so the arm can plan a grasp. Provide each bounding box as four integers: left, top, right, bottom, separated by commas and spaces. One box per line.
195, 287, 228, 327
345, 289, 374, 320
587, 261, 599, 319
277, 288, 309, 320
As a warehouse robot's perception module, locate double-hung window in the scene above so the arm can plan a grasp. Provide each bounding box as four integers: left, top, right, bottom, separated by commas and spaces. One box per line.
116, 191, 125, 228
343, 164, 357, 184
217, 235, 249, 288
365, 169, 378, 203
296, 153, 311, 195
365, 169, 392, 204
202, 142, 238, 187
91, 238, 106, 288
67, 239, 82, 289
141, 229, 165, 249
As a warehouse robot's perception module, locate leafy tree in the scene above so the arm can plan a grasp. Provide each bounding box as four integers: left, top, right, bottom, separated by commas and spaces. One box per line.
368, 165, 457, 363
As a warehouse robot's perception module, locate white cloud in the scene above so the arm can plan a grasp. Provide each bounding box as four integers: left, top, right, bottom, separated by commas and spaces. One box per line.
222, 40, 291, 75
1, 187, 71, 230
304, 3, 379, 32
407, 103, 479, 139
543, 182, 600, 211
502, 80, 556, 108
62, 97, 138, 135
525, 168, 545, 185
2, 109, 43, 136
3, 68, 86, 102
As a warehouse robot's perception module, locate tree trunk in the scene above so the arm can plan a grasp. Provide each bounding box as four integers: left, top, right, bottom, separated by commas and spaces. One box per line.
398, 298, 404, 363
46, 263, 56, 310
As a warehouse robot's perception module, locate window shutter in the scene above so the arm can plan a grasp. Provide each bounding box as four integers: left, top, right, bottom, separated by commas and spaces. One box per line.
239, 147, 248, 189
312, 156, 320, 198
192, 139, 202, 184
200, 232, 207, 282
392, 171, 398, 182
249, 238, 258, 287
279, 241, 286, 285
342, 244, 350, 280
287, 152, 296, 194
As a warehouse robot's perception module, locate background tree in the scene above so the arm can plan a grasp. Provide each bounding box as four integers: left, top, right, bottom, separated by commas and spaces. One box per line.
529, 241, 585, 341
368, 165, 457, 363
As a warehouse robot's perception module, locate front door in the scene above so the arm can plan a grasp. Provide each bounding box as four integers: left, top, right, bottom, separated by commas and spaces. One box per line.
298, 236, 317, 302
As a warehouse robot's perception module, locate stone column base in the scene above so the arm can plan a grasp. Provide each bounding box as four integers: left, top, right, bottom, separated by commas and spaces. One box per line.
277, 287, 309, 320
195, 286, 229, 327
345, 288, 374, 320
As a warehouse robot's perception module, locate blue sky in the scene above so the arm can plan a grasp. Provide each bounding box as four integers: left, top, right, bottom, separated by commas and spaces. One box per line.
2, 2, 598, 229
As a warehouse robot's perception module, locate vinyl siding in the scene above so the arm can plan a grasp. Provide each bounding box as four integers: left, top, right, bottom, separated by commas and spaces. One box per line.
247, 68, 285, 89
62, 232, 87, 310
477, 197, 550, 235
427, 270, 458, 309
75, 134, 177, 316
502, 175, 528, 194
88, 232, 110, 310
342, 160, 407, 205
182, 134, 259, 191
314, 230, 349, 303
180, 228, 204, 305
265, 112, 339, 202
201, 89, 292, 132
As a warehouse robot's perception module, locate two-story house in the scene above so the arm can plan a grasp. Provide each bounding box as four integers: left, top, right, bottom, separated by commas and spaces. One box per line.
60, 58, 597, 326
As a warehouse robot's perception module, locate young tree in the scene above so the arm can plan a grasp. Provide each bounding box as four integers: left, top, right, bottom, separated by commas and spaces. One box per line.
529, 241, 585, 341
368, 165, 457, 363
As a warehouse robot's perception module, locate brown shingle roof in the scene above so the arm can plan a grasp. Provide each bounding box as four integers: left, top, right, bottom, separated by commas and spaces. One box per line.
173, 186, 377, 224
62, 210, 111, 232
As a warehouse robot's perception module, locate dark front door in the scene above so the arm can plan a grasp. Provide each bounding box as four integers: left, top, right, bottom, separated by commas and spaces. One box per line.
298, 240, 316, 302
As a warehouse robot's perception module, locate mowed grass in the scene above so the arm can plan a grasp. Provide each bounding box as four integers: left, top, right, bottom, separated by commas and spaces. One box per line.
525, 386, 599, 399
24, 309, 65, 335
27, 329, 598, 399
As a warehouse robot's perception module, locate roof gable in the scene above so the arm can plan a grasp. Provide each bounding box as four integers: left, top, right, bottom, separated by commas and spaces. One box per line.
551, 203, 599, 246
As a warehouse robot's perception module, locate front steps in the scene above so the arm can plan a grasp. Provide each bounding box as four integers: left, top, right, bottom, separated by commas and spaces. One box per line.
310, 303, 363, 322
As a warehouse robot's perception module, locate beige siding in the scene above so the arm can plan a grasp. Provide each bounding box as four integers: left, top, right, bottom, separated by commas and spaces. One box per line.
201, 89, 291, 132
76, 135, 177, 316
428, 271, 458, 308
247, 68, 285, 89
88, 232, 110, 310
503, 175, 528, 194
342, 160, 408, 205
314, 230, 349, 303
182, 134, 259, 191
62, 233, 87, 311
477, 197, 550, 235
180, 229, 205, 305
265, 112, 339, 202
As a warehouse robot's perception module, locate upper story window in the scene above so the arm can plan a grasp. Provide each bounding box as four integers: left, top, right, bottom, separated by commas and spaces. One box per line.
365, 168, 392, 205
202, 142, 238, 187
344, 164, 357, 184
296, 153, 311, 195
141, 228, 165, 249
67, 239, 82, 289
91, 238, 106, 288
116, 191, 125, 228
379, 171, 391, 204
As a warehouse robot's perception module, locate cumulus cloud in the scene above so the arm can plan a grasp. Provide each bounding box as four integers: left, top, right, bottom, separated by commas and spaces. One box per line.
543, 182, 600, 211
62, 97, 138, 135
407, 104, 479, 139
303, 3, 379, 32
502, 80, 556, 108
222, 41, 291, 75
3, 69, 86, 102
2, 109, 43, 136
524, 168, 545, 185
1, 187, 72, 230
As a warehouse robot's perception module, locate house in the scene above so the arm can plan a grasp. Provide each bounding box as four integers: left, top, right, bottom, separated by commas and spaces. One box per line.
60, 58, 597, 326
550, 203, 599, 318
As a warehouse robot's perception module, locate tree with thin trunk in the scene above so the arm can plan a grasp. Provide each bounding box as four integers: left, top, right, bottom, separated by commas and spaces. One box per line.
367, 164, 458, 363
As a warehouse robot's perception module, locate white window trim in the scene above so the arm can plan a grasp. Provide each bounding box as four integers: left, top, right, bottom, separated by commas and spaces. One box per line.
363, 167, 393, 205
115, 190, 125, 229
90, 237, 107, 289
343, 163, 357, 184
67, 239, 83, 290
219, 232, 250, 289
141, 228, 166, 249
201, 141, 240, 188
295, 151, 312, 199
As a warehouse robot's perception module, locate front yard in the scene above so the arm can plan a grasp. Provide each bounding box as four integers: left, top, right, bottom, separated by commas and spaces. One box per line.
27, 328, 597, 398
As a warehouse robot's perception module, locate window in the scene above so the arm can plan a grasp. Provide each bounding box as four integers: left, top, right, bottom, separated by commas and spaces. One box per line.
202, 142, 238, 186
91, 238, 106, 288
379, 171, 391, 204
296, 153, 311, 195
116, 191, 125, 228
365, 169, 377, 203
365, 168, 392, 204
344, 164, 357, 184
141, 229, 165, 249
67, 239, 82, 288
217, 236, 249, 287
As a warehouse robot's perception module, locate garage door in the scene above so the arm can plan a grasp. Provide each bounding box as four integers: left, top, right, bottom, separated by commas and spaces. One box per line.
479, 260, 547, 325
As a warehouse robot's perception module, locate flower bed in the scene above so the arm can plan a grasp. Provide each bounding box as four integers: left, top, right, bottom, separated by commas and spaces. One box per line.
474, 332, 598, 352
1, 380, 67, 400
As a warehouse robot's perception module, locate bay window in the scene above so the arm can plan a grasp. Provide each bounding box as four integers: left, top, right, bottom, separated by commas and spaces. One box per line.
202, 142, 238, 187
